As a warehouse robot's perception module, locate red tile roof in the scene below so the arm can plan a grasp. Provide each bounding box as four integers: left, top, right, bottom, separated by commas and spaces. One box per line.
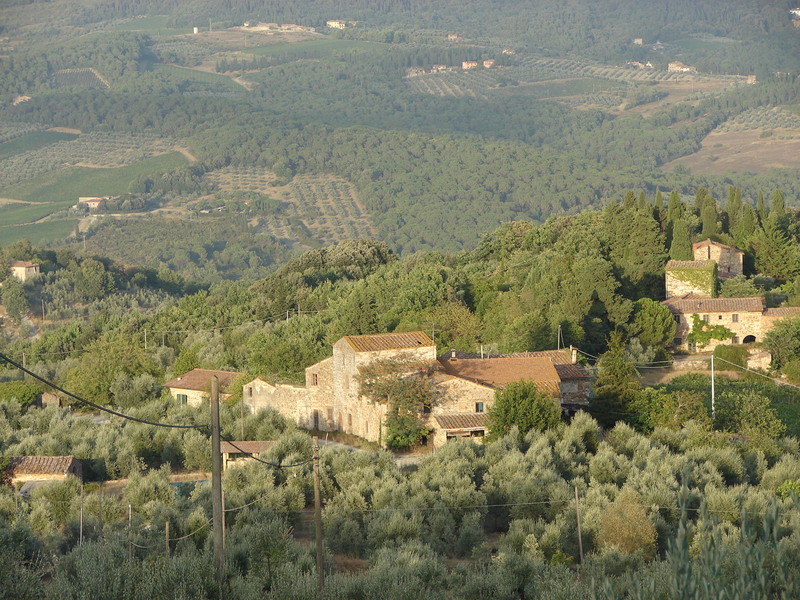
692, 239, 743, 254
666, 260, 714, 269
440, 350, 590, 380
764, 307, 800, 317
8, 455, 79, 476
434, 413, 487, 430
663, 295, 764, 314
220, 441, 276, 454
9, 260, 38, 268
439, 357, 561, 396
163, 368, 244, 393
343, 331, 434, 352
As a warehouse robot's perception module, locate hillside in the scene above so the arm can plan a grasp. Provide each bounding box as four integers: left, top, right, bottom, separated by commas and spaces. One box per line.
0, 0, 798, 256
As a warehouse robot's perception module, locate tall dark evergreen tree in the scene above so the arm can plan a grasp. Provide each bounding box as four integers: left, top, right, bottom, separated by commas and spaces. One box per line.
669, 219, 693, 260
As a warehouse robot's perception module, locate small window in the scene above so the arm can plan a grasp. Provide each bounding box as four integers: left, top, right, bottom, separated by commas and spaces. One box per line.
422, 404, 431, 414
718, 315, 723, 320
732, 314, 739, 323
248, 386, 252, 397
702, 314, 710, 323
475, 402, 485, 413
311, 373, 319, 386
732, 337, 739, 344
177, 393, 188, 405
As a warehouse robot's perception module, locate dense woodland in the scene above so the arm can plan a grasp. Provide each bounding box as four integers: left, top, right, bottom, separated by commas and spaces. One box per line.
3, 0, 800, 597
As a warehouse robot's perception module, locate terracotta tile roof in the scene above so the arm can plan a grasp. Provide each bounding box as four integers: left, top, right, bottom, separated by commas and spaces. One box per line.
343, 331, 434, 352
439, 357, 561, 396
440, 350, 590, 380
8, 455, 79, 476
693, 239, 743, 253
554, 364, 592, 380
9, 260, 38, 268
666, 260, 714, 269
434, 413, 487, 430
163, 368, 244, 393
220, 441, 276, 454
764, 307, 800, 317
663, 295, 764, 314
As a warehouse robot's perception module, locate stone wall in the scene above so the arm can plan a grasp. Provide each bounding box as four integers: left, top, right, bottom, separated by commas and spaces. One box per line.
665, 266, 715, 299
694, 244, 743, 278
676, 309, 765, 351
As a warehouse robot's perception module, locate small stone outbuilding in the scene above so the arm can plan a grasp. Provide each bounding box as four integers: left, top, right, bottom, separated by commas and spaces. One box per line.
7, 455, 82, 484
164, 368, 243, 407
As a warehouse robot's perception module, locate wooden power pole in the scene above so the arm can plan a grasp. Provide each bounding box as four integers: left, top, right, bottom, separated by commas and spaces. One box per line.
210, 376, 225, 598
313, 436, 324, 591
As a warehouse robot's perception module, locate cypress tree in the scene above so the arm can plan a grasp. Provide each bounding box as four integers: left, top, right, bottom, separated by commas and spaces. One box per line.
669, 219, 693, 260
701, 202, 718, 238
757, 191, 768, 224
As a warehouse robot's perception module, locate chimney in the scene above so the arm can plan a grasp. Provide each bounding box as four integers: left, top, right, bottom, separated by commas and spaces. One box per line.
450, 350, 457, 362
570, 346, 577, 364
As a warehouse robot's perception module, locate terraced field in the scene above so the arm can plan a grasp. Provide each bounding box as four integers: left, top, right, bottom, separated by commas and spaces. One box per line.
204, 167, 377, 244
408, 56, 741, 102
0, 132, 177, 189
716, 107, 800, 133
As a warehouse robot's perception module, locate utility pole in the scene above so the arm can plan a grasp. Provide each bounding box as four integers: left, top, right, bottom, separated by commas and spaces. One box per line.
210, 376, 225, 599
313, 436, 324, 591
144, 329, 148, 350
128, 504, 132, 562
240, 395, 245, 441
574, 486, 584, 565
41, 299, 45, 322
79, 490, 84, 545
711, 353, 716, 423
165, 520, 170, 557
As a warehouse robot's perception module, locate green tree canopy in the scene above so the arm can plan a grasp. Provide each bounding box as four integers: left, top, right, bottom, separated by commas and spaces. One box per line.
487, 380, 561, 440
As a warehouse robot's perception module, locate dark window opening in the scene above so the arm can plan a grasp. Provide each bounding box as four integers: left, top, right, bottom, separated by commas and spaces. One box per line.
475, 402, 485, 413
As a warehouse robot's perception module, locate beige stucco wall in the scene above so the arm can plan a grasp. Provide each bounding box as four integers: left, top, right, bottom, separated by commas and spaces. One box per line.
694, 245, 743, 278
676, 310, 770, 351
169, 387, 231, 408
665, 270, 714, 299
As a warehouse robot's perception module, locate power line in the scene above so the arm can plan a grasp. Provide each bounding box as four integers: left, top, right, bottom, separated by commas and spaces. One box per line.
0, 351, 209, 431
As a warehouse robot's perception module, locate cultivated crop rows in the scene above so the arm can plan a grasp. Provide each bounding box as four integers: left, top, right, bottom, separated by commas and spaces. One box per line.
717, 107, 800, 133
514, 57, 702, 84
558, 93, 624, 108
0, 121, 43, 144
203, 168, 377, 244
51, 69, 108, 89
204, 166, 278, 192
407, 71, 494, 99
0, 132, 176, 189
153, 39, 213, 63
288, 177, 377, 243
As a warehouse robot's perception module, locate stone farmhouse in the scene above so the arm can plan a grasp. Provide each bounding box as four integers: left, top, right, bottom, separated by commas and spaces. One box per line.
243, 332, 591, 447
7, 455, 82, 484
163, 368, 244, 407
663, 239, 800, 351
8, 260, 40, 282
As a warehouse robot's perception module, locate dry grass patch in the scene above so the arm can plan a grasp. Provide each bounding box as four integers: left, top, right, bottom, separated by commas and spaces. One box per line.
663, 129, 800, 175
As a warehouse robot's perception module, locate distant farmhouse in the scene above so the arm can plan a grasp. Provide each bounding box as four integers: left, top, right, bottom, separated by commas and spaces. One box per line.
243, 331, 591, 447
8, 260, 40, 282
663, 239, 800, 351
164, 368, 244, 407
668, 61, 697, 73
75, 196, 118, 211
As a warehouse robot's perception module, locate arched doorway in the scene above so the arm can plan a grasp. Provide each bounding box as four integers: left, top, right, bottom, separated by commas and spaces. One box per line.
743, 335, 756, 344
